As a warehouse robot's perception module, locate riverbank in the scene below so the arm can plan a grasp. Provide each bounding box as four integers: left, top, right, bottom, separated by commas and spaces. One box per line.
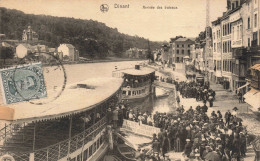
0, 57, 147, 68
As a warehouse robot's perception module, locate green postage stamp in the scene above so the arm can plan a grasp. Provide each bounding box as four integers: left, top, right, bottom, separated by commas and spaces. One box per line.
0, 63, 47, 104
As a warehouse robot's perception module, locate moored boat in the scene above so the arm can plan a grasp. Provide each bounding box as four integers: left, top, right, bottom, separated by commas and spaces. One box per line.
0, 77, 123, 161
112, 65, 156, 102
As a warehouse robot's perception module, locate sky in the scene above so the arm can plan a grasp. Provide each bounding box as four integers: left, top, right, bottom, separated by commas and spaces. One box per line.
0, 0, 227, 41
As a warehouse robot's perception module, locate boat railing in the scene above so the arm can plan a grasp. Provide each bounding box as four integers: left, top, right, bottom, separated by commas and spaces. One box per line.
0, 122, 29, 145
122, 80, 151, 88
1, 116, 107, 161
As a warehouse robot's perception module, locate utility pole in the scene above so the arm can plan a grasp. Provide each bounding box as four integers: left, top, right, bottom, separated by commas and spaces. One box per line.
205, 0, 211, 81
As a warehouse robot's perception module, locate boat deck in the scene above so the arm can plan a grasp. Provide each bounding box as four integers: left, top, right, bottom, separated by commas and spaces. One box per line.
2, 77, 123, 122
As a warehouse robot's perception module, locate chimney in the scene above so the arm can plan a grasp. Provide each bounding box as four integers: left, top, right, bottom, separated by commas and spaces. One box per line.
135, 65, 140, 70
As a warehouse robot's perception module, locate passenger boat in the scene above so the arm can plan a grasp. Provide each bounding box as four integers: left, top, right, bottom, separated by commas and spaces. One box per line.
0, 77, 123, 161
112, 65, 156, 102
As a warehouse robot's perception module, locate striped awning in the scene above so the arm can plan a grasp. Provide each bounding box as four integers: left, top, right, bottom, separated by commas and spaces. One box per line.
250, 64, 260, 71
244, 88, 260, 111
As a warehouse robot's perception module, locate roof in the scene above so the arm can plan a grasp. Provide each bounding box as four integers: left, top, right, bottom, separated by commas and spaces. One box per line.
63, 44, 75, 49
5, 77, 123, 123
48, 48, 56, 52
121, 67, 155, 76
250, 64, 260, 71
33, 45, 48, 52
1, 42, 14, 48
18, 43, 33, 50
175, 37, 195, 42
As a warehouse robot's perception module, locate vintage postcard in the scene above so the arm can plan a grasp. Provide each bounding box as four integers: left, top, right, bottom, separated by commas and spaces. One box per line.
0, 0, 259, 161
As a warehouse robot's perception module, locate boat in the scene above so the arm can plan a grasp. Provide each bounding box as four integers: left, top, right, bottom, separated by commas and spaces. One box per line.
0, 77, 123, 161
113, 132, 136, 161
112, 65, 156, 102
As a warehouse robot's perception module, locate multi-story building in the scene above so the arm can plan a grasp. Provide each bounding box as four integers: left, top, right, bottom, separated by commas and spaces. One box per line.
172, 38, 195, 63
22, 26, 38, 41
221, 12, 233, 90
230, 5, 247, 91
209, 0, 260, 108
212, 18, 222, 83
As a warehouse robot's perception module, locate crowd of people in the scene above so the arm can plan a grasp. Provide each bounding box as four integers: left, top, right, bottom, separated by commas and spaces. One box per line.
106, 75, 250, 161
175, 81, 216, 107
150, 105, 247, 161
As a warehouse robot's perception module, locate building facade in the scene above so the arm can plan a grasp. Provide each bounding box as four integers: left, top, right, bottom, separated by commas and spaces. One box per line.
172, 38, 195, 63
212, 18, 223, 83
57, 44, 79, 61
22, 26, 38, 41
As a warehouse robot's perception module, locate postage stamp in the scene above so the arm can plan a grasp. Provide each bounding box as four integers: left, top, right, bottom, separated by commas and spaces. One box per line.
0, 63, 47, 104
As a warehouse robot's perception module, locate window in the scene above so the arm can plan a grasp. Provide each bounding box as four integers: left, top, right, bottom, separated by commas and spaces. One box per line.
177, 44, 179, 48
223, 25, 225, 36
227, 41, 229, 53
177, 50, 179, 54
230, 40, 232, 52
228, 23, 230, 34
248, 38, 250, 47
182, 50, 184, 54
188, 44, 190, 47
240, 25, 242, 39
77, 154, 82, 161
83, 149, 88, 160
223, 42, 225, 53
182, 44, 184, 48
188, 50, 190, 55
248, 17, 251, 29
213, 32, 215, 40
237, 26, 239, 40
232, 26, 235, 39
214, 43, 216, 52
255, 14, 257, 27
89, 145, 93, 156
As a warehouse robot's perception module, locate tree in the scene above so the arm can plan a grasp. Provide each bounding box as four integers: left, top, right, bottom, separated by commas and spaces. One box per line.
0, 47, 14, 64
147, 40, 154, 62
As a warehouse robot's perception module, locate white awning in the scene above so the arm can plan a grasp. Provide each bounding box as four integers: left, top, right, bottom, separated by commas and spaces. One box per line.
237, 83, 250, 91
244, 88, 260, 111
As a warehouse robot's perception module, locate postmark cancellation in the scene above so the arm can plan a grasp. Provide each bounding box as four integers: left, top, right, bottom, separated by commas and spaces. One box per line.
0, 63, 47, 104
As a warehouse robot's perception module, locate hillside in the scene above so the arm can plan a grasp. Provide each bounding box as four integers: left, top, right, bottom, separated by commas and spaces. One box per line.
0, 7, 162, 58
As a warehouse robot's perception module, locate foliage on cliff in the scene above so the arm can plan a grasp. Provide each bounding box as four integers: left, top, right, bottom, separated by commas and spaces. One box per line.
0, 7, 161, 58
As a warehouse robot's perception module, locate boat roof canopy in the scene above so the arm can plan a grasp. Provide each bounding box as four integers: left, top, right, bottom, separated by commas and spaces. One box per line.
3, 77, 123, 123
122, 67, 155, 76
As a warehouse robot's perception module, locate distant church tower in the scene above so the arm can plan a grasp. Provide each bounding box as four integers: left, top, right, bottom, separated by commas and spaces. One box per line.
22, 26, 38, 41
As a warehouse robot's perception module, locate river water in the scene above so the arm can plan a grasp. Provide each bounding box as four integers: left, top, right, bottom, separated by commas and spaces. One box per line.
43, 61, 174, 114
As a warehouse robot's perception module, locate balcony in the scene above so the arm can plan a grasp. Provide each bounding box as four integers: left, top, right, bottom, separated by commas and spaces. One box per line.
232, 48, 246, 58
252, 40, 258, 48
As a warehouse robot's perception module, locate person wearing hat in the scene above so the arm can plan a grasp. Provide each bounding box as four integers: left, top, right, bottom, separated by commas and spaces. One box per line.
224, 110, 232, 126
184, 139, 192, 157
112, 107, 119, 128
232, 107, 238, 116
128, 110, 133, 121
240, 132, 247, 157
107, 108, 113, 125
